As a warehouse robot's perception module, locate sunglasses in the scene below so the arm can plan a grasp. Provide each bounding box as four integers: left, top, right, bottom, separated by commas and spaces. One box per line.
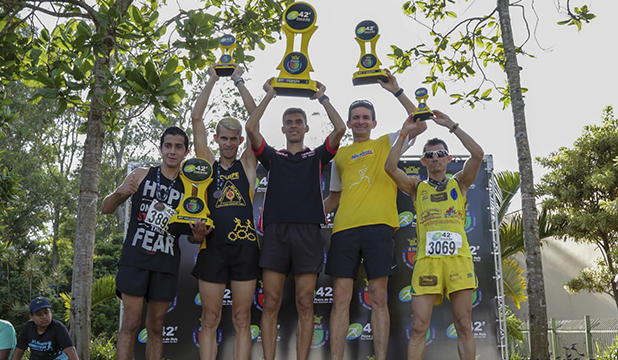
423, 150, 449, 159
349, 99, 374, 109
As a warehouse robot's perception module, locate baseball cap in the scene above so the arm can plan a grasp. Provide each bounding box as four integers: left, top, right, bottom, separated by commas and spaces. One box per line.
29, 297, 51, 313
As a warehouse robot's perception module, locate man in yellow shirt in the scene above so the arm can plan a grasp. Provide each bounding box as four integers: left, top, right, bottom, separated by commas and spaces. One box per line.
384, 110, 484, 360
323, 70, 425, 360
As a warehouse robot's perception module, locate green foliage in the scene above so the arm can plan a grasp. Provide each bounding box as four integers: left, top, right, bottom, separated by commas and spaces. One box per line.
537, 106, 618, 304
503, 258, 527, 309
390, 0, 593, 108
90, 336, 117, 360
596, 336, 618, 360
563, 257, 614, 298
506, 305, 523, 343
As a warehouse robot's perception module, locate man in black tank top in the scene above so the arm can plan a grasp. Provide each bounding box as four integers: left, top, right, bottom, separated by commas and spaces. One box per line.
101, 126, 211, 360
190, 63, 259, 360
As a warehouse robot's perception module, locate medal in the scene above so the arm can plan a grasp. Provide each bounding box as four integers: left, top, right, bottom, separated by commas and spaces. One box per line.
213, 189, 223, 199
154, 202, 165, 211
428, 177, 448, 192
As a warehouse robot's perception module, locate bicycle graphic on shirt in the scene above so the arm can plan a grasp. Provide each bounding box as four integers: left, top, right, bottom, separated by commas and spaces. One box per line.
228, 218, 257, 242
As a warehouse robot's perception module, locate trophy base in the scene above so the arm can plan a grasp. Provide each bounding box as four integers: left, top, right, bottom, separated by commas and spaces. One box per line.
352, 69, 389, 86
215, 66, 235, 77
273, 77, 317, 97
413, 111, 433, 121
168, 216, 214, 236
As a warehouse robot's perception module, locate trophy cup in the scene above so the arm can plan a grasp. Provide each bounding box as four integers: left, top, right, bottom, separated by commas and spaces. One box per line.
214, 34, 237, 76
352, 20, 388, 86
168, 157, 215, 236
412, 87, 433, 121
272, 2, 318, 97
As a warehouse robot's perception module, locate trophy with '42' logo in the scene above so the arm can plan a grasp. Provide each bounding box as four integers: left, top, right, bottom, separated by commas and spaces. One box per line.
168, 158, 215, 236
272, 2, 318, 97
352, 20, 388, 86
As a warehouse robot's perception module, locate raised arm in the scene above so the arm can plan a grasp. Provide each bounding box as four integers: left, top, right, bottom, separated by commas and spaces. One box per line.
190, 64, 219, 164
101, 167, 148, 214
230, 65, 257, 115
378, 69, 417, 115
310, 82, 346, 150
245, 78, 276, 151
385, 114, 427, 198
231, 65, 259, 184
431, 109, 484, 193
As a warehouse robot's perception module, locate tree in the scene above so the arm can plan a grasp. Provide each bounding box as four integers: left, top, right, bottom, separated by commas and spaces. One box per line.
0, 1, 287, 357
537, 106, 618, 312
389, 1, 595, 358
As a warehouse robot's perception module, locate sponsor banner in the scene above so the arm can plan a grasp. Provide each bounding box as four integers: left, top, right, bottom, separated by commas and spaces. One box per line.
132, 159, 500, 359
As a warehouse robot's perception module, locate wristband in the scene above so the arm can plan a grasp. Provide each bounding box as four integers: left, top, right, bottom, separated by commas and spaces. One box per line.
318, 95, 329, 104
449, 123, 459, 133
233, 77, 245, 86
393, 88, 404, 97
399, 132, 407, 139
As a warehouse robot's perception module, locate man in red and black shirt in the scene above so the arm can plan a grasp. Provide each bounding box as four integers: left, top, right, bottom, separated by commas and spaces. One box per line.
245, 78, 346, 360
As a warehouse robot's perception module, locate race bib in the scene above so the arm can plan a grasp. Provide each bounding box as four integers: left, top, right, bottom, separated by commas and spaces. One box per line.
144, 200, 177, 232
425, 230, 463, 256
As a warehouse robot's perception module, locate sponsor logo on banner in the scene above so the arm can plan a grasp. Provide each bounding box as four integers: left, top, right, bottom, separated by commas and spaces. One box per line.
192, 324, 222, 347
311, 315, 329, 348
346, 323, 374, 341
254, 209, 264, 236
398, 285, 412, 302
399, 211, 414, 227
250, 325, 261, 340
405, 322, 436, 346
470, 245, 481, 262
402, 239, 418, 269
167, 294, 177, 313
358, 283, 372, 310
253, 281, 265, 311
465, 204, 477, 233
446, 323, 458, 338
139, 326, 179, 344
472, 288, 483, 308
472, 321, 487, 339
314, 286, 334, 304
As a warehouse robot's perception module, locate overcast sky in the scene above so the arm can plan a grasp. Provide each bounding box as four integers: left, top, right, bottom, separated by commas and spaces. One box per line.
206, 0, 616, 199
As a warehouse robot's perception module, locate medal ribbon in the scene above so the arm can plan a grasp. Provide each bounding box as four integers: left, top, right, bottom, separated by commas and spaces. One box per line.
156, 167, 178, 202
428, 176, 448, 192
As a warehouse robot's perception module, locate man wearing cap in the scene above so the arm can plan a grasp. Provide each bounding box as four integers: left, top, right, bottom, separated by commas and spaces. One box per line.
385, 110, 484, 360
11, 297, 79, 360
324, 70, 425, 360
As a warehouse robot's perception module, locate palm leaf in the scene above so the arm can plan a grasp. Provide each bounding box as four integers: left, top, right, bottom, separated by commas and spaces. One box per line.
502, 258, 527, 309
60, 276, 117, 323
494, 170, 521, 223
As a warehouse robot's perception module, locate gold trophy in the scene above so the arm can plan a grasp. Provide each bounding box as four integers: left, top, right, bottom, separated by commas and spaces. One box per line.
352, 20, 388, 86
272, 2, 318, 97
168, 158, 215, 236
214, 34, 237, 76
412, 87, 433, 121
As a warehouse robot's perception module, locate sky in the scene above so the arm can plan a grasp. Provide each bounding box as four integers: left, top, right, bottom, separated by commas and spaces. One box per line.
200, 0, 617, 208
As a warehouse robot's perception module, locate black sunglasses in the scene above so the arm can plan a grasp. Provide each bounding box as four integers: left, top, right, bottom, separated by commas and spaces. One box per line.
423, 150, 449, 159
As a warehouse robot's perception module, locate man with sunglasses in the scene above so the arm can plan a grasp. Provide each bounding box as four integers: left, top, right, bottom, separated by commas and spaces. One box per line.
245, 78, 346, 360
385, 110, 484, 360
323, 71, 424, 360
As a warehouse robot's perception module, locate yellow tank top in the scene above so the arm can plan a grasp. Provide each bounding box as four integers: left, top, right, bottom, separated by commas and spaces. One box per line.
333, 134, 400, 233
414, 178, 471, 260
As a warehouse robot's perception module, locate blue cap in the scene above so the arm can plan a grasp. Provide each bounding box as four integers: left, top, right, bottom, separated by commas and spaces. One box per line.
29, 297, 51, 313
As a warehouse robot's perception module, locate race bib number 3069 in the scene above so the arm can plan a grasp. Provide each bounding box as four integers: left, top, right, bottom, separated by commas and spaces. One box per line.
425, 231, 462, 256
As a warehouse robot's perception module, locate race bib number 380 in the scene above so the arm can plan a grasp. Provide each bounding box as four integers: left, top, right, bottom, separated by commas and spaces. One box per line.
425, 231, 463, 256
